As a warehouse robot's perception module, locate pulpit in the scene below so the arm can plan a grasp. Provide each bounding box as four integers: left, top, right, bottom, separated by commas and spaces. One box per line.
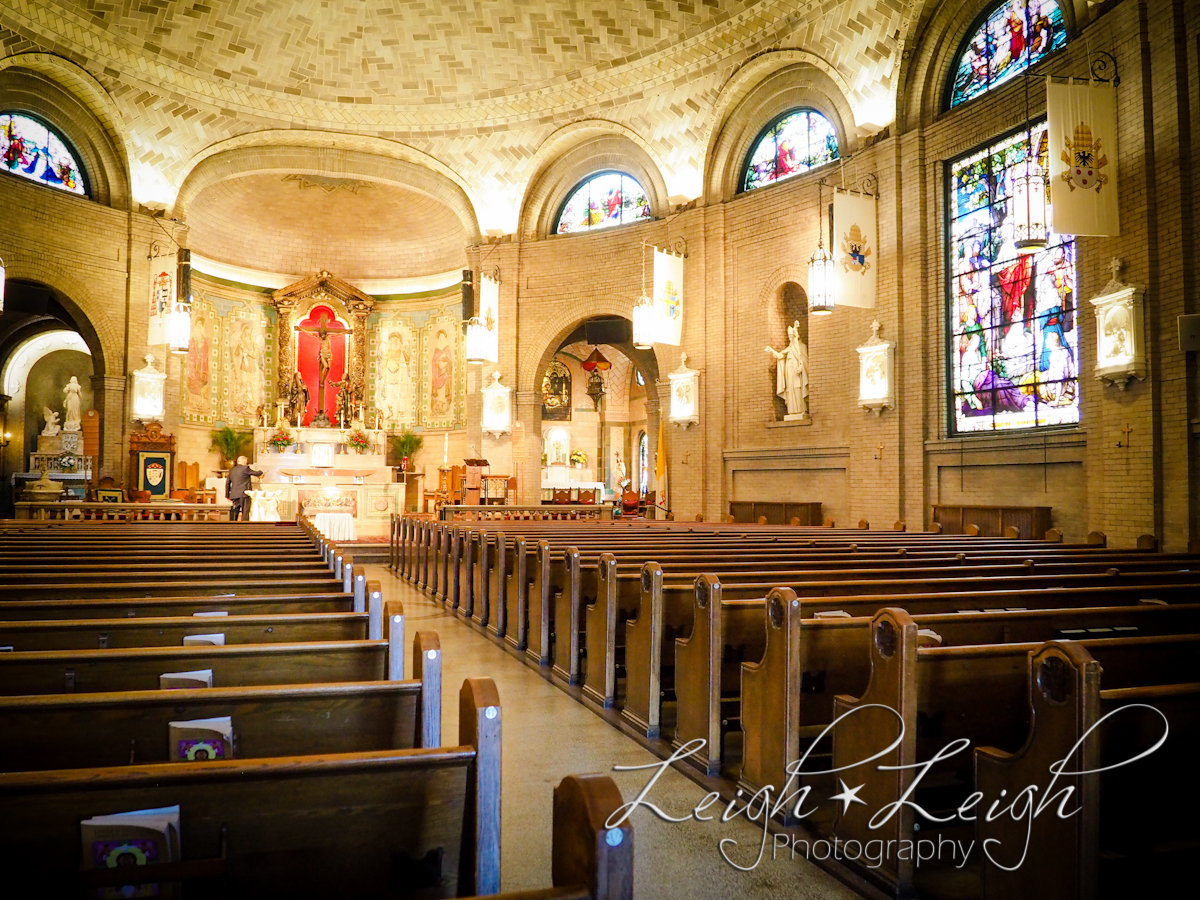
128, 422, 175, 499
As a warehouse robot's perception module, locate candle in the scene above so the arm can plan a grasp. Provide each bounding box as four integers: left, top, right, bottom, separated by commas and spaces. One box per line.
443, 432, 449, 466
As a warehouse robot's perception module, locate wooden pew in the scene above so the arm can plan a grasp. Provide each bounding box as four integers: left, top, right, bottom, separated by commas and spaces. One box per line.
831, 610, 1200, 896
0, 678, 505, 896
975, 643, 1198, 899
0, 630, 441, 771
622, 570, 1200, 740
738, 589, 1200, 797
0, 592, 356, 620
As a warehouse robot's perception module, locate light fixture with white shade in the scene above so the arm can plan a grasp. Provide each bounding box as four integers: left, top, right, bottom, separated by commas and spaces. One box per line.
1013, 79, 1049, 256
632, 242, 654, 349
808, 183, 835, 315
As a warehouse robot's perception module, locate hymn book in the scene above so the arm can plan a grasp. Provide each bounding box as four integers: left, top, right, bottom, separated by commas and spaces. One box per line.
181, 633, 225, 646
80, 805, 180, 899
168, 715, 233, 762
158, 669, 213, 690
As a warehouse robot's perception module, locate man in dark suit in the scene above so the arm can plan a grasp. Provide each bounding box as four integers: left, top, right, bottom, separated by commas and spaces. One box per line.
226, 455, 263, 521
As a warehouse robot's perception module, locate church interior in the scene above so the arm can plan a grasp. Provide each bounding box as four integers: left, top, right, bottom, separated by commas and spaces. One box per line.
1, 1, 1198, 897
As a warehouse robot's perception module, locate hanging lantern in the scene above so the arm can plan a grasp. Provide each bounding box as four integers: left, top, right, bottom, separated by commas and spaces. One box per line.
808, 184, 835, 315
808, 244, 836, 315
632, 295, 655, 349
168, 249, 192, 355
585, 369, 606, 410
582, 346, 610, 411
0, 255, 6, 315
1013, 157, 1050, 255
464, 316, 487, 364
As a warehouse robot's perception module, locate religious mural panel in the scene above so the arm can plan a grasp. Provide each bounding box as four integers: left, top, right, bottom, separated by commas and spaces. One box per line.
949, 123, 1079, 433
419, 311, 463, 429
372, 314, 417, 429
181, 297, 216, 424
222, 307, 271, 427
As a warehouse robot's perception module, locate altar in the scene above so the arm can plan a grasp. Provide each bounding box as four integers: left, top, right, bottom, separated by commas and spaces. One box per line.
250, 425, 414, 538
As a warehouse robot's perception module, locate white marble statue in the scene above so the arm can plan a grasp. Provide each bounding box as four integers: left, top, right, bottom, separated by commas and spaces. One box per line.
41, 407, 61, 436
765, 321, 810, 419
62, 376, 83, 432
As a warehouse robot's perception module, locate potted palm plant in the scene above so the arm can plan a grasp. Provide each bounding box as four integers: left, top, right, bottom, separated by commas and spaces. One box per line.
389, 429, 424, 473
209, 425, 252, 473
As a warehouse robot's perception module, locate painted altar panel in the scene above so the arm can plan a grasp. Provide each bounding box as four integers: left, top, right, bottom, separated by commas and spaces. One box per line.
420, 311, 463, 429
372, 314, 417, 429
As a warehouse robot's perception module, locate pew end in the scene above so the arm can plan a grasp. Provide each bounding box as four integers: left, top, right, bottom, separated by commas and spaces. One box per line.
1045, 527, 1064, 543
550, 774, 633, 900
460, 676, 504, 896
413, 631, 442, 748
893, 520, 906, 532
1088, 530, 1108, 547
384, 598, 405, 680
1136, 533, 1158, 551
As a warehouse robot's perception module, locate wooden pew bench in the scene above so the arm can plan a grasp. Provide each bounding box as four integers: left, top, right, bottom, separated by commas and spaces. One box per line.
621, 571, 1200, 740
0, 631, 442, 771
1, 575, 346, 601
832, 612, 1200, 896
0, 592, 356, 620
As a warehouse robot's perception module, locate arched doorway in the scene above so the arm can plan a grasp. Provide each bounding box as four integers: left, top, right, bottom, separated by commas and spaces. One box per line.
518, 314, 662, 507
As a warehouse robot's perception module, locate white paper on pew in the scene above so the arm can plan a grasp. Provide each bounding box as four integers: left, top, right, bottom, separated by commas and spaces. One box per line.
168, 715, 234, 762
813, 610, 851, 618
80, 804, 181, 873
159, 668, 213, 689
192, 611, 229, 617
916, 629, 943, 646
183, 633, 225, 646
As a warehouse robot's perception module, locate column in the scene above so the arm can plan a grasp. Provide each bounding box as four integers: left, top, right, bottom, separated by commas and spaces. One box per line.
515, 390, 542, 506
92, 374, 128, 480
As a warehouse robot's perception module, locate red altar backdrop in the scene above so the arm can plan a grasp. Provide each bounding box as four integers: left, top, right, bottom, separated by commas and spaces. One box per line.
296, 304, 348, 425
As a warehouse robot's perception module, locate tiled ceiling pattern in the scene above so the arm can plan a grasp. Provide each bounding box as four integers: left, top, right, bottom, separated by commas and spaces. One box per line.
0, 1, 914, 249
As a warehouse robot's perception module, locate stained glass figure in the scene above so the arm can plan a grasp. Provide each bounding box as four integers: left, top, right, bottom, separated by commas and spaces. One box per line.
742, 109, 839, 192
949, 123, 1079, 433
949, 0, 1067, 108
555, 172, 651, 234
637, 431, 649, 494
0, 113, 86, 195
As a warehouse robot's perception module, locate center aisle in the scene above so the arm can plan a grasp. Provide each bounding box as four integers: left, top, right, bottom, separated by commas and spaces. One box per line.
369, 565, 865, 900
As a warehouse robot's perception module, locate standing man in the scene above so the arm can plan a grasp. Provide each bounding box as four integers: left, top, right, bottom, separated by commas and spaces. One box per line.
226, 455, 263, 521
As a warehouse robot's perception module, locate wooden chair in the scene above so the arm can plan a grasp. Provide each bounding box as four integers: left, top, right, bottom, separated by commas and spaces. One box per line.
621, 490, 640, 517
577, 489, 597, 505
553, 489, 572, 505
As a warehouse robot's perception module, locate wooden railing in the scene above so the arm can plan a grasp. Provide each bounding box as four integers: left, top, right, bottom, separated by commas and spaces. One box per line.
15, 501, 232, 522
437, 503, 613, 522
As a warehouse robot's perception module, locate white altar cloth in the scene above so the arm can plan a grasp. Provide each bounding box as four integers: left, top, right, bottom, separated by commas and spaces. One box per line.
313, 511, 356, 541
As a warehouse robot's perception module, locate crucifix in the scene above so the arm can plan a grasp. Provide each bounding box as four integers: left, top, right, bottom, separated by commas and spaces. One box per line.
294, 311, 352, 428
1118, 423, 1133, 448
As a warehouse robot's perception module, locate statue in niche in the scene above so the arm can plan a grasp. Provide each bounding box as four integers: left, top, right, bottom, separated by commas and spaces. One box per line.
62, 376, 83, 432
288, 371, 310, 425
334, 377, 355, 426
765, 320, 810, 419
41, 408, 61, 436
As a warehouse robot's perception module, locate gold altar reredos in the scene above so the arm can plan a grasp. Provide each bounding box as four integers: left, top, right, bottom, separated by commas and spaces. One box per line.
270, 271, 375, 400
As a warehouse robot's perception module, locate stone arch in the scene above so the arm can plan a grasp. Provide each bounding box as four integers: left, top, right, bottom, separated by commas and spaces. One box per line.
897, 0, 1079, 131
518, 121, 671, 241
0, 53, 130, 209
704, 52, 858, 204
173, 134, 481, 242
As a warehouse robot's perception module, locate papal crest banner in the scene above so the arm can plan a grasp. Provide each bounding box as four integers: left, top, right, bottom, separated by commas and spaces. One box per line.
833, 190, 877, 308
478, 273, 500, 363
148, 266, 174, 345
653, 247, 683, 345
1047, 77, 1119, 236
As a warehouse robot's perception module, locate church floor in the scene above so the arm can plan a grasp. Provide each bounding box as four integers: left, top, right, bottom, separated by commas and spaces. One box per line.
368, 565, 874, 900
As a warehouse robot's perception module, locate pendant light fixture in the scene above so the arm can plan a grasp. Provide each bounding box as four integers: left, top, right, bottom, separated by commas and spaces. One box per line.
808, 182, 836, 315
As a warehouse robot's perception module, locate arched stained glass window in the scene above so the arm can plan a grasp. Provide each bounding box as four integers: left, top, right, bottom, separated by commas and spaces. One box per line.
742, 109, 838, 192
554, 172, 651, 234
949, 1, 1067, 108
948, 122, 1079, 433
637, 431, 649, 494
1, 113, 87, 195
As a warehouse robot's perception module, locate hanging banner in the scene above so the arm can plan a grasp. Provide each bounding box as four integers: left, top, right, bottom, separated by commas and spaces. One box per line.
1047, 77, 1119, 236
653, 247, 683, 345
833, 190, 877, 308
478, 273, 500, 363
148, 265, 174, 345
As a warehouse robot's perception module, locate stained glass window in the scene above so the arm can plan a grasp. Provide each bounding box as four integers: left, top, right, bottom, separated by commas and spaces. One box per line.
0, 113, 87, 195
554, 172, 651, 234
742, 109, 838, 192
949, 1, 1067, 108
637, 431, 649, 493
949, 123, 1079, 433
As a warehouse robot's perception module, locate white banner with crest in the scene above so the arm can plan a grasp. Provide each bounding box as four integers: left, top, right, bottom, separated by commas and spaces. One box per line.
1047, 78, 1119, 236
653, 247, 683, 345
833, 190, 877, 308
478, 273, 500, 363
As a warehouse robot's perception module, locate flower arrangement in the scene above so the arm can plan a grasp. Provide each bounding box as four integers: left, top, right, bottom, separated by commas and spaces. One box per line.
58, 452, 77, 470
346, 430, 371, 453
266, 429, 294, 452
569, 449, 588, 467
